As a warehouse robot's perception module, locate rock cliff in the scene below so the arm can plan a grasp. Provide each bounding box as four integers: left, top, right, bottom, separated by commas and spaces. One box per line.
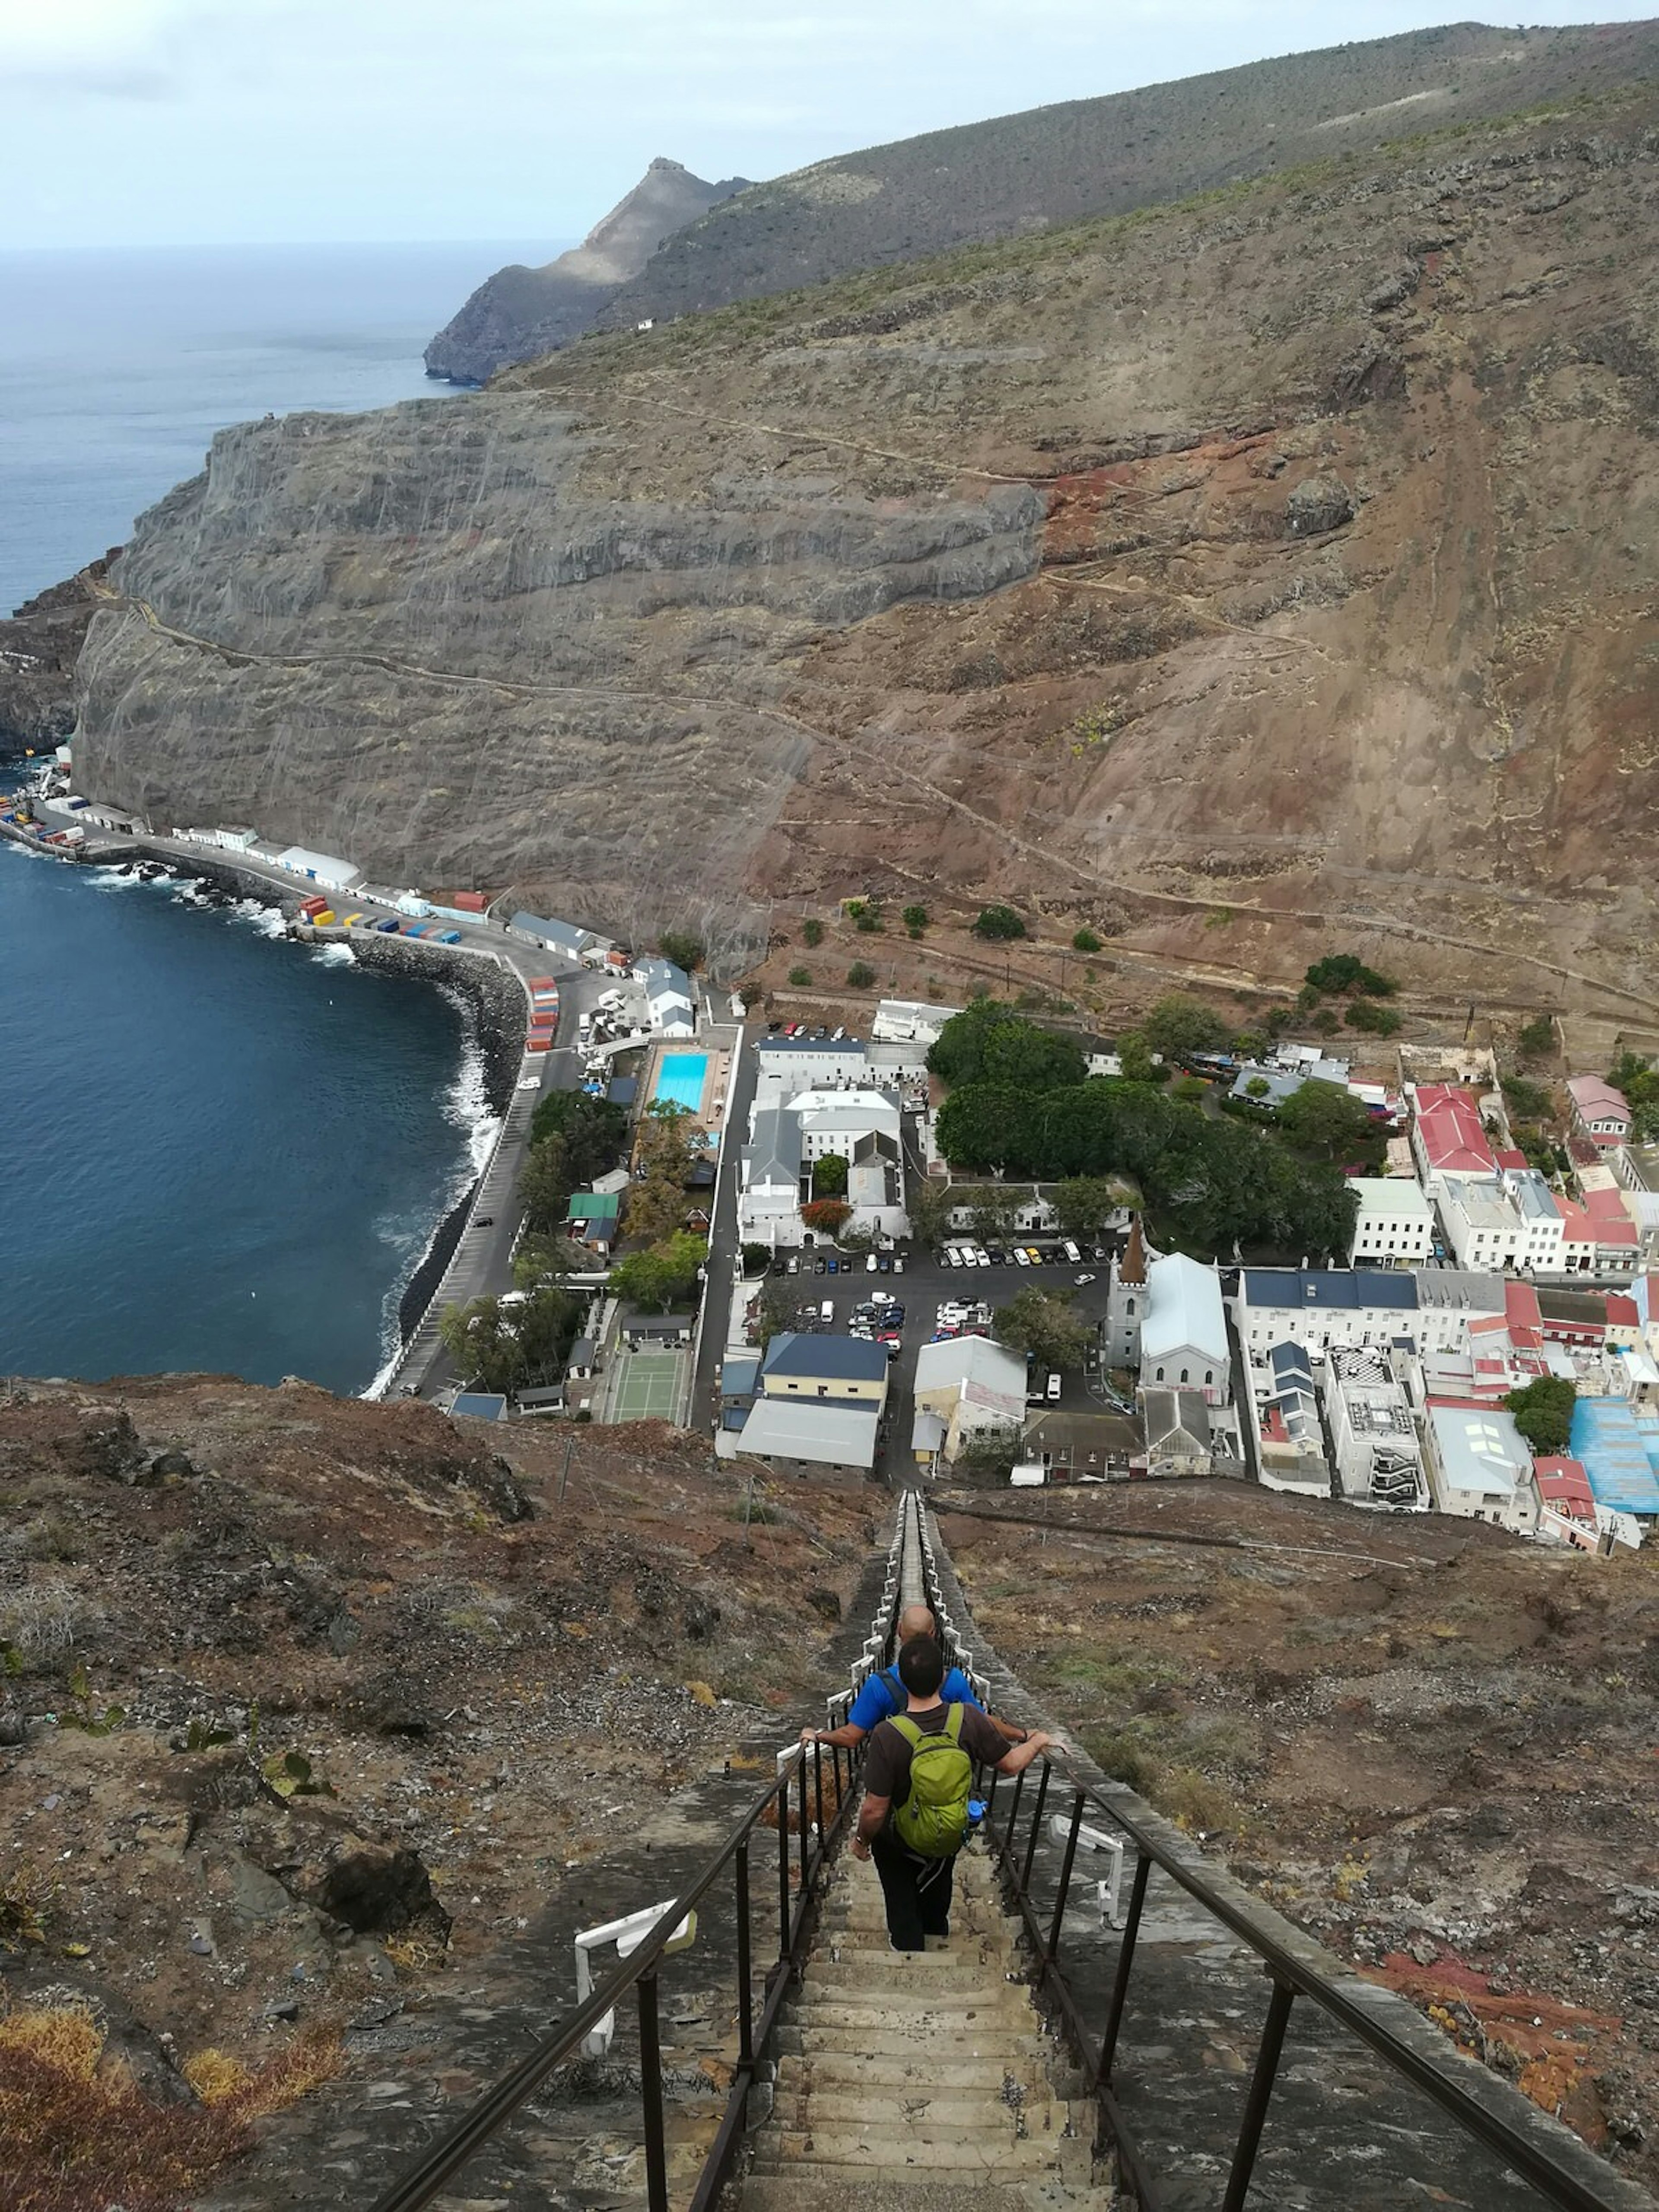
0, 560, 110, 752
73, 92, 1659, 1008
423, 157, 750, 385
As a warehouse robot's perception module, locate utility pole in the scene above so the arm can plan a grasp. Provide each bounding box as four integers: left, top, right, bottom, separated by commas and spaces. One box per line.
558, 1430, 576, 1504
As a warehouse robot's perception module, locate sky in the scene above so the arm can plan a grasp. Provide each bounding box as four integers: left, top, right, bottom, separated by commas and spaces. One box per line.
5, 0, 1659, 249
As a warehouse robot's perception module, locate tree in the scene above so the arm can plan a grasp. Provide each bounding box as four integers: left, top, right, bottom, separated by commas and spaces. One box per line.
836, 1221, 876, 1254
750, 1279, 795, 1351
439, 1297, 523, 1395
973, 904, 1027, 941
961, 1183, 1020, 1240
1053, 1176, 1122, 1240
1608, 1052, 1659, 1142
801, 917, 824, 947
994, 1287, 1093, 1373
927, 1000, 1085, 1092
1171, 1075, 1208, 1103
902, 904, 929, 932
657, 930, 703, 971
907, 1176, 954, 1248
847, 961, 877, 988
1517, 1014, 1555, 1063
788, 966, 812, 987
1501, 1074, 1553, 1121
1245, 1077, 1272, 1100
741, 1241, 771, 1275
518, 1132, 574, 1235
611, 1231, 707, 1312
1306, 953, 1395, 998
951, 1424, 1024, 1481
530, 1092, 627, 1182
800, 1197, 852, 1235
812, 1153, 849, 1198
1277, 1080, 1377, 1160
626, 1174, 693, 1246
1115, 1030, 1165, 1085
1345, 999, 1402, 1036
1073, 928, 1103, 953
637, 1097, 699, 1178
513, 1233, 582, 1290
1141, 994, 1231, 1062
1504, 1376, 1577, 1456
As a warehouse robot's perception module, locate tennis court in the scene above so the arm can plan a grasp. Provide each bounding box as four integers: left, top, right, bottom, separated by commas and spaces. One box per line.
612, 1351, 685, 1421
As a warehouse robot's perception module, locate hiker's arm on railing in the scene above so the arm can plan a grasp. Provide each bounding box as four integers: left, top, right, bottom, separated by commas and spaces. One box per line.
994, 1730, 1059, 1779
800, 1719, 866, 1748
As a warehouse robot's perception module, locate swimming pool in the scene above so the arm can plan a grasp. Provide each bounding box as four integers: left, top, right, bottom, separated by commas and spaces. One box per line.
653, 1052, 709, 1113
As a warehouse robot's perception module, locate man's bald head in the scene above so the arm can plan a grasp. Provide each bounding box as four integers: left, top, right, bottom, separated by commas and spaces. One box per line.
897, 1604, 937, 1642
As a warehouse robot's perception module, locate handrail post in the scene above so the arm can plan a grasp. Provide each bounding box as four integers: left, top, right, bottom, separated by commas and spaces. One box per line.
1003, 1762, 1026, 1851
776, 1771, 791, 1962
637, 1969, 669, 2212
796, 1748, 810, 1908
1095, 1848, 1150, 2085
1046, 1786, 1084, 1964
1221, 1977, 1295, 2212
812, 1741, 825, 1850
1020, 1761, 1051, 1890
734, 1839, 753, 2071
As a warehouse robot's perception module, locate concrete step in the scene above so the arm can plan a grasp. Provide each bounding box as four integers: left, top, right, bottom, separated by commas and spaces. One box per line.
775, 2050, 1057, 2093
770, 2090, 1074, 2137
738, 2182, 1117, 2212
804, 1954, 1024, 1990
775, 2023, 1050, 2063
747, 2127, 1089, 2178
790, 1994, 1036, 2034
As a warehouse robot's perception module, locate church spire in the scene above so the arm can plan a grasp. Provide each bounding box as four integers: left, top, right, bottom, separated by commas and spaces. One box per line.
1119, 1211, 1147, 1287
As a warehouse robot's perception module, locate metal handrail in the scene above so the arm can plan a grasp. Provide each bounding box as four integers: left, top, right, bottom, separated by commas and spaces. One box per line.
364, 1496, 922, 2212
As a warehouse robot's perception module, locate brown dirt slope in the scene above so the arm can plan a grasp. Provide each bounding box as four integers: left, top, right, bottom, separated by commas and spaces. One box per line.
0, 1376, 873, 2163
939, 1481, 1659, 2191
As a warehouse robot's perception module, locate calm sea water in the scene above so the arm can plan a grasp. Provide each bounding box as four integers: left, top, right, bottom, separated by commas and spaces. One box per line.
0, 241, 563, 1390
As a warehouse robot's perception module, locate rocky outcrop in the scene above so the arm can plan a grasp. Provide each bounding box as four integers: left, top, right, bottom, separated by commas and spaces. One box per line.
0, 560, 109, 751
424, 158, 750, 385
601, 20, 1659, 332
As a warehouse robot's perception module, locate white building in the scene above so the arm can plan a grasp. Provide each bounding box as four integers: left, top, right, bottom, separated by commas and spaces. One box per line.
871, 998, 962, 1046
794, 1089, 902, 1163
1322, 1348, 1427, 1510
739, 1106, 805, 1248
1348, 1178, 1434, 1268
755, 1036, 868, 1089
275, 845, 362, 891
1499, 1166, 1567, 1274
1435, 1175, 1522, 1274
1235, 1269, 1423, 1360
1424, 1401, 1538, 1533
913, 1336, 1027, 1461
737, 1071, 908, 1249
1140, 1253, 1230, 1404
636, 957, 696, 1037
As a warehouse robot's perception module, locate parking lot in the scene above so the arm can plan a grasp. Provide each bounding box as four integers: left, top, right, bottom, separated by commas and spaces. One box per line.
766, 1233, 1127, 1484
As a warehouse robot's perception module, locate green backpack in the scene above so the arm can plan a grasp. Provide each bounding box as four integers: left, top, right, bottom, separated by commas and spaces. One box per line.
890, 1706, 974, 1858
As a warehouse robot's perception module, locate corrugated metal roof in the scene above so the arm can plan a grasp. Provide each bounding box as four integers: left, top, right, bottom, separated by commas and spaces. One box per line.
1142, 1253, 1228, 1365
762, 1332, 889, 1384
739, 1398, 879, 1467
1243, 1268, 1419, 1313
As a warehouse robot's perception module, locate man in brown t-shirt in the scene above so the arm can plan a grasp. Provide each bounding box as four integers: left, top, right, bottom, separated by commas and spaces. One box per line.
854, 1636, 1056, 1951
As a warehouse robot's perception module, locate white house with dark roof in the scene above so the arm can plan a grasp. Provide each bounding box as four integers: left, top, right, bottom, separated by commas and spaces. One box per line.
1140, 1252, 1230, 1404
739, 1105, 804, 1247
755, 1036, 869, 1089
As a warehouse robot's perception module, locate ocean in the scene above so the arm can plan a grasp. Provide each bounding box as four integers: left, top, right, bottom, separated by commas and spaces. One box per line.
0, 241, 563, 1392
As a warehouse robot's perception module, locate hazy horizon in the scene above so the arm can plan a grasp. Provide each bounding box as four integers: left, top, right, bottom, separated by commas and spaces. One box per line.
6, 2, 1659, 251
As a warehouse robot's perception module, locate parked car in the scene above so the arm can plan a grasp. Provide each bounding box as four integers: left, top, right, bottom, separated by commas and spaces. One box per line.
1075, 1271, 1096, 1286
1046, 1372, 1062, 1402
827, 1256, 839, 1273
1013, 1247, 1030, 1267
893, 1256, 906, 1274
1062, 1240, 1082, 1263
866, 1252, 880, 1272
814, 1258, 827, 1274
787, 1256, 799, 1274
878, 1255, 891, 1272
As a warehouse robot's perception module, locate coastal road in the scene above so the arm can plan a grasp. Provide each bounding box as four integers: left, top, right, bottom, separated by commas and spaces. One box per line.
691, 1027, 759, 1428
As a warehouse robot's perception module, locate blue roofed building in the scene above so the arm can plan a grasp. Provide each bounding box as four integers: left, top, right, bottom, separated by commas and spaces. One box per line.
450, 1392, 509, 1422
1236, 1268, 1419, 1358
760, 1332, 890, 1414
1570, 1395, 1659, 1523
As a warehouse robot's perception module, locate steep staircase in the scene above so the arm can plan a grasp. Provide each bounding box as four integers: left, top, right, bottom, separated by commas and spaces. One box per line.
736, 1840, 1117, 2212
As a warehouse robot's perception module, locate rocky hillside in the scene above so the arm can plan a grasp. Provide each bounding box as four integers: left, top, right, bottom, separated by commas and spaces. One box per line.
0, 1376, 873, 2206
72, 88, 1659, 1009
424, 159, 750, 386
604, 20, 1659, 331
946, 1481, 1659, 2193
0, 560, 110, 752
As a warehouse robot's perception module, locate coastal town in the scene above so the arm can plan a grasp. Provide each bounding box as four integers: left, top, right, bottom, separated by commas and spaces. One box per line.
8, 750, 1655, 1558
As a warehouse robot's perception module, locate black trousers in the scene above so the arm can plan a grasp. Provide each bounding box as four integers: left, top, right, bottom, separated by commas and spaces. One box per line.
870, 1831, 955, 1951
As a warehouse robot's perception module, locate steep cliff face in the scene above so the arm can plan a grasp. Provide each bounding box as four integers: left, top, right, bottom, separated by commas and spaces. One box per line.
0, 562, 109, 750
75, 95, 1659, 1007
423, 158, 750, 385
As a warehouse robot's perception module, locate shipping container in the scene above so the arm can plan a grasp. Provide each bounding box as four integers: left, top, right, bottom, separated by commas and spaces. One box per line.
300, 897, 329, 917
66, 797, 89, 811
374, 917, 400, 933
526, 1036, 551, 1052
527, 975, 557, 992
438, 929, 462, 944
453, 891, 486, 912
310, 909, 336, 926
342, 913, 363, 928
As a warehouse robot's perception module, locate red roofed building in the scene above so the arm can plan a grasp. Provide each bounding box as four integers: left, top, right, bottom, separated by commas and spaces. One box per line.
1567, 1074, 1632, 1150
1411, 1084, 1496, 1181
1534, 1456, 1601, 1551
1556, 1186, 1639, 1273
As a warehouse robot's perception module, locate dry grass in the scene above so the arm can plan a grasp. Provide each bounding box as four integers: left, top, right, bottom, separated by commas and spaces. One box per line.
0, 2002, 344, 2212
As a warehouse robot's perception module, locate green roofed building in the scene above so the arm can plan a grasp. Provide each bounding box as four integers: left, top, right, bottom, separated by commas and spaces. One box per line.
567, 1190, 622, 1246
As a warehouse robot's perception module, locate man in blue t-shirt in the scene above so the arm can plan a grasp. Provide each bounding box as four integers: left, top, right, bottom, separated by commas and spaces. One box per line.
800, 1602, 1030, 1752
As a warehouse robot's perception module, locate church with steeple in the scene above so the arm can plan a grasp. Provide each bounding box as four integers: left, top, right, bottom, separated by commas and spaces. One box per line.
1102, 1212, 1147, 1368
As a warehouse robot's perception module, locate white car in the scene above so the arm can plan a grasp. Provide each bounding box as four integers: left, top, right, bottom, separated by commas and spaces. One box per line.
1075, 1271, 1096, 1286
1013, 1246, 1030, 1267
1062, 1240, 1082, 1263
866, 1252, 880, 1272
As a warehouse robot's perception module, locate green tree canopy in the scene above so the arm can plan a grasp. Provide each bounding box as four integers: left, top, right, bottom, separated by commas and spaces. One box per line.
1504, 1376, 1577, 1457
1607, 1053, 1659, 1142
926, 1000, 1086, 1092
1305, 953, 1396, 998
513, 1232, 583, 1290
1517, 1014, 1555, 1063
1052, 1176, 1123, 1240
1140, 994, 1232, 1061
1276, 1080, 1378, 1159
994, 1287, 1093, 1373
972, 904, 1027, 941
906, 1176, 954, 1248
530, 1091, 627, 1182
611, 1231, 707, 1313
657, 930, 704, 971
518, 1131, 574, 1235
812, 1153, 849, 1198
1346, 999, 1402, 1036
